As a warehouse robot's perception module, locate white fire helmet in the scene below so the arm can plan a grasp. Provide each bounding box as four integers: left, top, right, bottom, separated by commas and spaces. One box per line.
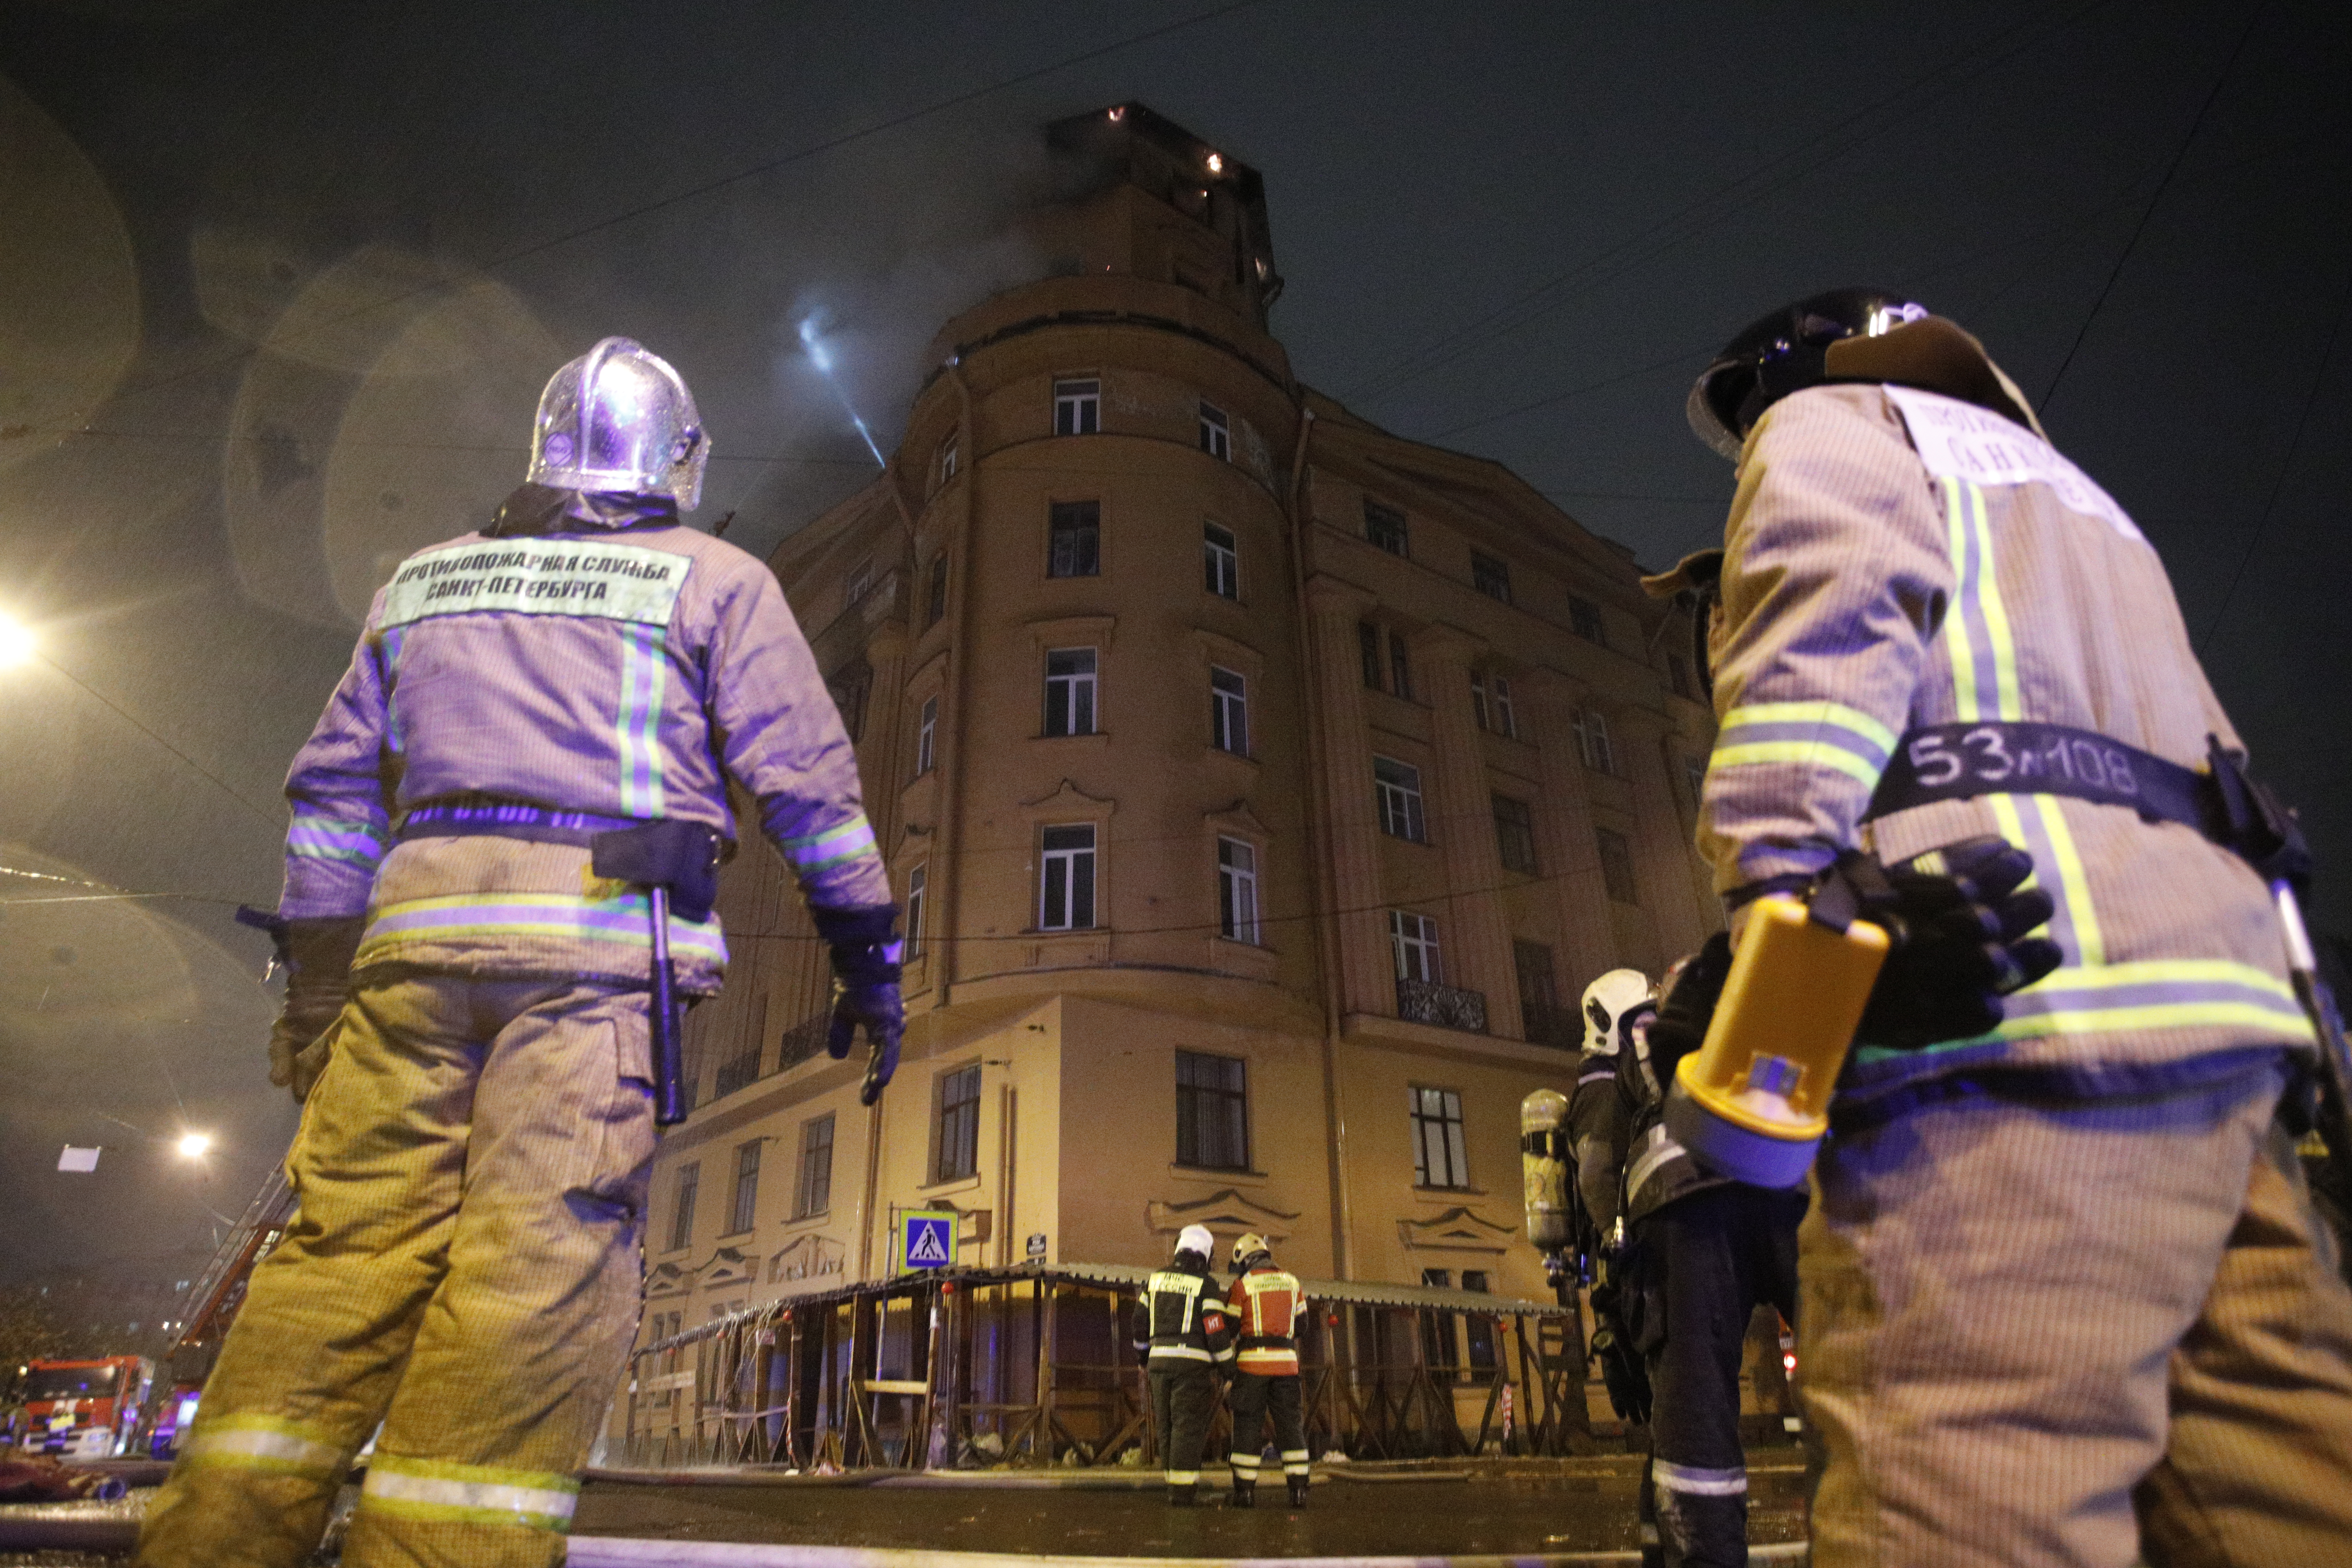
1176, 1224, 1216, 1261
1581, 968, 1653, 1057
527, 337, 708, 510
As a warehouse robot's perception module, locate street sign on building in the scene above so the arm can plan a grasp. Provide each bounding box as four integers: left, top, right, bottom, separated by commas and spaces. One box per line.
901, 1210, 955, 1270
1026, 1232, 1048, 1260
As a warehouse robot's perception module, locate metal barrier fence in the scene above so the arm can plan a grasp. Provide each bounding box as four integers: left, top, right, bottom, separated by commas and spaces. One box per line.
610, 1263, 1594, 1472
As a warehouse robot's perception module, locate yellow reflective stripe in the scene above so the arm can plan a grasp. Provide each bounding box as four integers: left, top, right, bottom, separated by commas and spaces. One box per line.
182, 1415, 347, 1477
1719, 700, 1898, 753
1709, 740, 1883, 788
1940, 479, 1982, 722
361, 1456, 578, 1533
1165, 1470, 1201, 1484
1986, 1000, 2314, 1043
1966, 482, 2025, 721
2031, 796, 2105, 967
2027, 958, 2298, 999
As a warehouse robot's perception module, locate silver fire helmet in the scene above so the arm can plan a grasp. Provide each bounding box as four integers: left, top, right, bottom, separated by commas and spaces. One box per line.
527, 337, 708, 510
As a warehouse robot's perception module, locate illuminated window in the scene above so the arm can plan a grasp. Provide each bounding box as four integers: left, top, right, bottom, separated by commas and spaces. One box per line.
1054, 377, 1100, 436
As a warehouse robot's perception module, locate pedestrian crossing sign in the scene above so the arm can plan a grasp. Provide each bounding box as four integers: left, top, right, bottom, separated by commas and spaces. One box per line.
902, 1210, 955, 1270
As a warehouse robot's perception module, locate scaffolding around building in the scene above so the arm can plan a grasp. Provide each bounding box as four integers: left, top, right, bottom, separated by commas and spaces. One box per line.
609, 1262, 1594, 1472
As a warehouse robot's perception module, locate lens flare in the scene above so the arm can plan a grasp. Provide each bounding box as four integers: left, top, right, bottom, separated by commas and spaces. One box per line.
0, 614, 34, 668
176, 1132, 211, 1159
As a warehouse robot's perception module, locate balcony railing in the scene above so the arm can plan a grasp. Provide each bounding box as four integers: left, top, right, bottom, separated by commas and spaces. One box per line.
713, 1046, 763, 1100
1396, 977, 1486, 1034
776, 1011, 833, 1074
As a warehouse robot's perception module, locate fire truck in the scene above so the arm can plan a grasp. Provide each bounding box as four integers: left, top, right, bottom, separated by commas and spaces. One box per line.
18, 1356, 154, 1458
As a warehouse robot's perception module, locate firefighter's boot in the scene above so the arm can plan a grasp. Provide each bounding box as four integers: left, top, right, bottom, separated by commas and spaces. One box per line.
1288, 1475, 1311, 1508
1167, 1483, 1196, 1507
1232, 1476, 1255, 1508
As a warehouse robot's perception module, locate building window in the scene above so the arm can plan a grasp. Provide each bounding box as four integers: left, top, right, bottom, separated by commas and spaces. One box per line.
1462, 1270, 1499, 1374
1359, 622, 1384, 690
925, 554, 948, 628
1568, 595, 1606, 646
668, 1162, 699, 1253
905, 863, 927, 961
1373, 756, 1427, 842
935, 1064, 982, 1182
915, 694, 938, 775
1575, 708, 1615, 774
1493, 794, 1539, 875
1048, 500, 1100, 578
1388, 632, 1413, 700
1410, 1086, 1469, 1190
1218, 836, 1259, 944
1514, 939, 1568, 1048
1471, 673, 1518, 739
1598, 827, 1640, 905
728, 1140, 762, 1235
794, 1114, 834, 1219
844, 559, 874, 610
1471, 551, 1512, 604
1198, 401, 1230, 460
1039, 824, 1097, 930
1419, 1267, 1461, 1373
827, 660, 871, 743
1203, 522, 1238, 599
937, 433, 958, 486
1210, 666, 1248, 755
1365, 500, 1408, 557
1390, 910, 1441, 982
1668, 653, 1693, 700
1176, 1050, 1250, 1171
1043, 648, 1097, 737
1053, 377, 1100, 436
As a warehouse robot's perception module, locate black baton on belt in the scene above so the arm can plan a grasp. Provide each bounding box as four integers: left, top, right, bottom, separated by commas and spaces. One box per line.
592, 820, 722, 1128
2272, 882, 2352, 1199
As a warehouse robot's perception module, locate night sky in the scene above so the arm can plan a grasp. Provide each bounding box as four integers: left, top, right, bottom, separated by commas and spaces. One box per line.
2, 0, 2345, 1283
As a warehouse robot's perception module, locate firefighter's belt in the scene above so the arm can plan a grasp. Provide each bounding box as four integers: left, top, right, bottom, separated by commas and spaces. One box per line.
1237, 1335, 1295, 1350
398, 799, 650, 848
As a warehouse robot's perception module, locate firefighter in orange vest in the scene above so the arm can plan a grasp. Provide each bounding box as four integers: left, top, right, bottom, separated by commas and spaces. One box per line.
1223, 1233, 1310, 1508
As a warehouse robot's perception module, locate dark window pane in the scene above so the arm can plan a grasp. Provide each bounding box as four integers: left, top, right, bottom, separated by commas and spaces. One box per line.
1359, 622, 1383, 689
926, 555, 948, 628
1048, 500, 1100, 577
1389, 633, 1412, 700
1175, 1049, 1248, 1170
1365, 500, 1408, 557
1569, 596, 1605, 645
1493, 794, 1538, 875
1471, 552, 1511, 604
937, 1064, 982, 1181
1598, 827, 1639, 905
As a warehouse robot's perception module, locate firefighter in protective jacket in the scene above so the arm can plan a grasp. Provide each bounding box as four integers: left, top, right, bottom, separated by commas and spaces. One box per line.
1672, 289, 2352, 1565
1132, 1224, 1235, 1505
1222, 1233, 1310, 1509
137, 339, 899, 1568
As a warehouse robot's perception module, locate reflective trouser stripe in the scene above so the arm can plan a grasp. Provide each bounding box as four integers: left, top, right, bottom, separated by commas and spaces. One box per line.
179, 1415, 348, 1478
1653, 1457, 1748, 1496
1165, 1470, 1199, 1484
1282, 1448, 1310, 1475
1230, 1454, 1262, 1473
360, 1455, 580, 1533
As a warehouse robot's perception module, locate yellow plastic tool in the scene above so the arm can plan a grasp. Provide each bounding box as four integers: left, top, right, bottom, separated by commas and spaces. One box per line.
1663, 894, 1889, 1188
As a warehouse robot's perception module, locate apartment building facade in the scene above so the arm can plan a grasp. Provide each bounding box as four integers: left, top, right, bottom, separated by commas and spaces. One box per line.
638, 105, 1719, 1348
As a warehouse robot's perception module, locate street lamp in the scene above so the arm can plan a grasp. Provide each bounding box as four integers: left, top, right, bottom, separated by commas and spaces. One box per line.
0, 612, 34, 669
176, 1132, 211, 1160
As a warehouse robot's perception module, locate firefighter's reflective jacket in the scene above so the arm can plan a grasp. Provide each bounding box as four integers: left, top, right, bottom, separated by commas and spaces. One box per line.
278, 511, 890, 992
1131, 1262, 1236, 1368
1225, 1262, 1306, 1377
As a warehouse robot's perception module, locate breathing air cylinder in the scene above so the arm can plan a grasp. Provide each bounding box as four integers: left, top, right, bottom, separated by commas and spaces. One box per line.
1520, 1088, 1573, 1255
1661, 895, 1889, 1188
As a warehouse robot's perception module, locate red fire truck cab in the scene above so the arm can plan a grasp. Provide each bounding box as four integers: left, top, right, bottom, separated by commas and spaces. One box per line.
19, 1356, 154, 1459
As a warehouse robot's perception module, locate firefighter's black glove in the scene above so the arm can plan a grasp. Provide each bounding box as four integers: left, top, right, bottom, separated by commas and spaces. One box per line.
1831, 836, 2062, 1050
1645, 933, 1733, 1096
812, 905, 905, 1106
265, 915, 366, 1102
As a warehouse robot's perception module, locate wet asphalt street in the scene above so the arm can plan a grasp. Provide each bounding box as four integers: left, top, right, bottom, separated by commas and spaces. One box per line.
569, 1454, 1811, 1558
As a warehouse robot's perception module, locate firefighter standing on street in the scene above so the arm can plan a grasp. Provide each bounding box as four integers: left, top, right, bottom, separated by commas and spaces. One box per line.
1133, 1224, 1235, 1506
1222, 1233, 1310, 1509
136, 338, 902, 1568
1676, 288, 2352, 1565
1608, 956, 1803, 1568
1570, 970, 1656, 1429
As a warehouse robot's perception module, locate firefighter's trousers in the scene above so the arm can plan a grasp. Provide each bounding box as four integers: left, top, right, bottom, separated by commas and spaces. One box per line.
136, 974, 656, 1568
1226, 1371, 1307, 1485
1629, 1183, 1804, 1568
1801, 1056, 2352, 1568
1147, 1365, 1218, 1490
